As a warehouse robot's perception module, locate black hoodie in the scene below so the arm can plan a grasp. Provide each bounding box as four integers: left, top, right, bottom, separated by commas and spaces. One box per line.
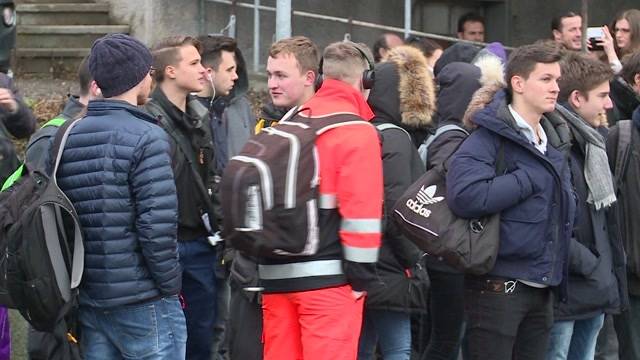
366, 46, 435, 312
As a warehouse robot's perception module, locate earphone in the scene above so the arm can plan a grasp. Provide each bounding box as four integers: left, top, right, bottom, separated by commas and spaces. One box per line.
207, 71, 216, 107
315, 41, 376, 91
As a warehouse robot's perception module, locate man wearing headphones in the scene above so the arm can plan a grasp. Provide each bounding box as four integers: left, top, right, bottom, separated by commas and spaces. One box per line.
260, 41, 383, 360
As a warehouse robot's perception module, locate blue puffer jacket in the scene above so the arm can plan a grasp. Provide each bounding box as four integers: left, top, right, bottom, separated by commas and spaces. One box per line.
56, 100, 181, 308
446, 88, 576, 298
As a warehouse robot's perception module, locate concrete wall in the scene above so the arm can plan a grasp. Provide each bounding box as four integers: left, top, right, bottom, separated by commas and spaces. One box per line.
94, 0, 201, 45
97, 0, 640, 70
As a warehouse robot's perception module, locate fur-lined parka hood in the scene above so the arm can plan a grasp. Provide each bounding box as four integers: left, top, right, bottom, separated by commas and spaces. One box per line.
367, 45, 436, 129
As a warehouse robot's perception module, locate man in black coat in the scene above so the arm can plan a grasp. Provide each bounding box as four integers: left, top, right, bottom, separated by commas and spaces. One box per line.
547, 51, 626, 360
0, 72, 36, 185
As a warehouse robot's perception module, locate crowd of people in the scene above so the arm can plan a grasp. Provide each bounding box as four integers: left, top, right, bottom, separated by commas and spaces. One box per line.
0, 7, 640, 360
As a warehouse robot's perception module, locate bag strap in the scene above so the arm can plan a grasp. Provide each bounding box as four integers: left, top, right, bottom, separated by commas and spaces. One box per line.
425, 124, 469, 149
615, 120, 632, 192
43, 117, 85, 301
375, 123, 412, 141
150, 105, 216, 227
421, 124, 469, 165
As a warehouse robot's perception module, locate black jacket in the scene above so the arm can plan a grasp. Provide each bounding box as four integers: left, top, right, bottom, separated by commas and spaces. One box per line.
553, 106, 627, 320
0, 73, 36, 184
424, 62, 482, 273
607, 106, 640, 297
609, 76, 640, 126
365, 46, 435, 312
146, 87, 218, 241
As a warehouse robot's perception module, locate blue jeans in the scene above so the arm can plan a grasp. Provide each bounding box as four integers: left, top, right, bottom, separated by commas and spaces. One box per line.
358, 309, 411, 360
78, 296, 187, 360
547, 313, 605, 360
178, 238, 218, 360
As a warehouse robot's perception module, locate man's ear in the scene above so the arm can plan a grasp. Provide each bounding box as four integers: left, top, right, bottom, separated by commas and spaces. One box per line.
304, 70, 316, 87
634, 73, 640, 93
165, 65, 177, 80
552, 29, 562, 42
569, 89, 583, 109
510, 75, 525, 94
90, 80, 102, 98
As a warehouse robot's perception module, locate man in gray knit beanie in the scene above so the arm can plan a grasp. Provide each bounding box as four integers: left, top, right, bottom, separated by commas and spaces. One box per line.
55, 33, 186, 359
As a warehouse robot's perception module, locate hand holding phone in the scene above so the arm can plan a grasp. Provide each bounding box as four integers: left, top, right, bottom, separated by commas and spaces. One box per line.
587, 27, 605, 51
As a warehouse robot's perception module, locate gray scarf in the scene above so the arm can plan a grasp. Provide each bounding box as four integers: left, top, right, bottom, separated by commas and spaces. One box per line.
556, 105, 616, 210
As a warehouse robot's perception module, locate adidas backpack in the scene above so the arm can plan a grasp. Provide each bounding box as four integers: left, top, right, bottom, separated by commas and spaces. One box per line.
221, 107, 365, 258
0, 118, 84, 332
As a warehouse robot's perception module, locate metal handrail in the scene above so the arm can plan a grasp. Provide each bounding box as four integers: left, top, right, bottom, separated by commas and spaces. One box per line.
206, 0, 514, 71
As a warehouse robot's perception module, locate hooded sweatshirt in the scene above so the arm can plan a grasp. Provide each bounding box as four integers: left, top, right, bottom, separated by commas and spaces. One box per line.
197, 47, 256, 174
366, 45, 435, 312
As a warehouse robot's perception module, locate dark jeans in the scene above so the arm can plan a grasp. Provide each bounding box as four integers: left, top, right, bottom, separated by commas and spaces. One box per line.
464, 276, 554, 360
614, 294, 640, 360
179, 239, 218, 360
228, 282, 263, 360
211, 274, 230, 360
421, 269, 465, 360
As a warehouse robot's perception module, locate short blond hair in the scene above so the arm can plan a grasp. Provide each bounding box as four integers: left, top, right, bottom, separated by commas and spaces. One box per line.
321, 42, 371, 83
269, 36, 319, 75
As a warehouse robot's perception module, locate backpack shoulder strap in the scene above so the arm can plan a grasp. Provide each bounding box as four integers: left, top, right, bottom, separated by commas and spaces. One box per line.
1, 164, 24, 191
50, 118, 82, 180
615, 120, 633, 190
151, 104, 217, 222
425, 124, 468, 148
420, 124, 468, 164
375, 123, 412, 141
43, 117, 67, 128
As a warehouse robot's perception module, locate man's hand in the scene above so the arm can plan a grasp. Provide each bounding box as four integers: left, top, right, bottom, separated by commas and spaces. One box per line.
0, 88, 18, 114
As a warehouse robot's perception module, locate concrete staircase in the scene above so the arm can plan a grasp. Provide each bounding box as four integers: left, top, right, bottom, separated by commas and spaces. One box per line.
15, 0, 130, 77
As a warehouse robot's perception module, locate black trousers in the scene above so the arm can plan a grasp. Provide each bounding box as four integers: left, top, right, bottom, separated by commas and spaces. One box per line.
464, 276, 554, 360
228, 283, 263, 360
421, 269, 465, 360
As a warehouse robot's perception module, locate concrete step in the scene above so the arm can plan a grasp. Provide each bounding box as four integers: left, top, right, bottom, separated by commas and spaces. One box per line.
17, 25, 129, 48
15, 47, 89, 75
16, 0, 94, 3
17, 4, 111, 25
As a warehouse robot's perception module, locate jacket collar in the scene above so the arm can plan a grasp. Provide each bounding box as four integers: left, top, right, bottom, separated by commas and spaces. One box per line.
61, 96, 86, 120
301, 79, 374, 120
86, 99, 157, 124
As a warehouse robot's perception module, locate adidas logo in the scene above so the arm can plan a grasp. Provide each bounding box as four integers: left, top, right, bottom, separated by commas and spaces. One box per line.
405, 185, 444, 218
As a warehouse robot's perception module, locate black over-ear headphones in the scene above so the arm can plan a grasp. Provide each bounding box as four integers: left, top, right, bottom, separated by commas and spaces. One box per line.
315, 41, 376, 90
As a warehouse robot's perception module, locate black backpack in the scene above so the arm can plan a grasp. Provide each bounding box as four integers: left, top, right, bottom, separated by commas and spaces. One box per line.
392, 141, 505, 275
221, 107, 365, 258
0, 118, 84, 337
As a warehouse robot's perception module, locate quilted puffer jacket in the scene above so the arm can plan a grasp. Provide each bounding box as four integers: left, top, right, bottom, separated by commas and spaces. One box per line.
56, 99, 181, 308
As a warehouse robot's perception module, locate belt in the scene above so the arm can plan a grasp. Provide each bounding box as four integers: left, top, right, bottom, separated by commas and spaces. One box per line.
465, 277, 519, 294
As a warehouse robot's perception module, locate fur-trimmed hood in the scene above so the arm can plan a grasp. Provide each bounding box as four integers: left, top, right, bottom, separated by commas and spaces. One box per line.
434, 54, 505, 127
368, 45, 436, 129
462, 82, 505, 128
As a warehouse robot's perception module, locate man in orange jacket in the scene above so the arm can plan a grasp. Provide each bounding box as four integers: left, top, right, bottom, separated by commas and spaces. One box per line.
260, 41, 383, 360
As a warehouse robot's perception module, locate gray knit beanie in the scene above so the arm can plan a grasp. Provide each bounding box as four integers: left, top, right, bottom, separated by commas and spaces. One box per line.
88, 33, 152, 98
